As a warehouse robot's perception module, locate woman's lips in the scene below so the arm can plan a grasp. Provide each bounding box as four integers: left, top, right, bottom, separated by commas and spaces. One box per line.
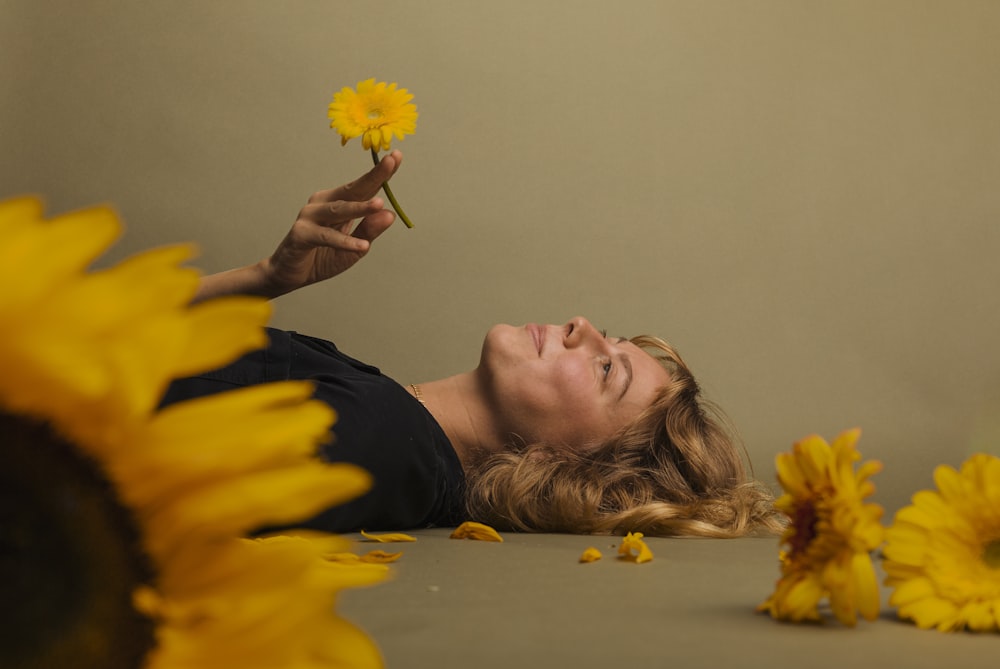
526, 323, 545, 355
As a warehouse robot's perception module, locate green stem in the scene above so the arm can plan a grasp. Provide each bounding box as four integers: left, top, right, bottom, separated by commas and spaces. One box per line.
371, 148, 414, 228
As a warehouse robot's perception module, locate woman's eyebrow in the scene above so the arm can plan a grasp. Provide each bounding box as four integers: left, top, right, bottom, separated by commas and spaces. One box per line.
617, 353, 633, 401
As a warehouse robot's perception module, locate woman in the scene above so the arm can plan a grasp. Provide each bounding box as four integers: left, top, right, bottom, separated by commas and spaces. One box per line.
165, 151, 780, 537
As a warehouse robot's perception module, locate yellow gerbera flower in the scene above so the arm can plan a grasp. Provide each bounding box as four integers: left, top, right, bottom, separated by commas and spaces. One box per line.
0, 196, 387, 669
757, 429, 885, 626
883, 453, 1000, 632
328, 77, 417, 228
328, 77, 417, 152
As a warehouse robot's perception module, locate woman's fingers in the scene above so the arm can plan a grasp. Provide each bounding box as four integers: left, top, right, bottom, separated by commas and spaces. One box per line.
298, 197, 385, 228
310, 150, 404, 204
351, 208, 396, 243
290, 199, 395, 249
288, 217, 369, 253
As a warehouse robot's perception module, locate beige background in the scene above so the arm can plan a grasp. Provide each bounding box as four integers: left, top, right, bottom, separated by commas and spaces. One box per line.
3, 0, 999, 515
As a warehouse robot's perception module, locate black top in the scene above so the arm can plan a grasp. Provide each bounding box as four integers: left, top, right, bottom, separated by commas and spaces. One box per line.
160, 328, 466, 532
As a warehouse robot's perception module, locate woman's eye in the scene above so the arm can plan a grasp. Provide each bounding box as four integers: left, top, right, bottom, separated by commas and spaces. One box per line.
602, 360, 612, 377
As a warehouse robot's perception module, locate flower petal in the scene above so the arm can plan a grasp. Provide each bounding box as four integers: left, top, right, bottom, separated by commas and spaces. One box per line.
360, 530, 417, 543
450, 521, 504, 542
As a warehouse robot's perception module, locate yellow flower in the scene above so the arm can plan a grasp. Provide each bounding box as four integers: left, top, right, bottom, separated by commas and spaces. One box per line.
579, 547, 603, 563
450, 521, 505, 542
328, 78, 417, 152
757, 429, 884, 626
0, 196, 387, 669
883, 453, 1000, 632
617, 532, 654, 563
327, 77, 417, 228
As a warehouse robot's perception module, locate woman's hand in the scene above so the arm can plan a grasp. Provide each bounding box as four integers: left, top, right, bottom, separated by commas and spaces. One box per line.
194, 151, 403, 302
260, 150, 403, 295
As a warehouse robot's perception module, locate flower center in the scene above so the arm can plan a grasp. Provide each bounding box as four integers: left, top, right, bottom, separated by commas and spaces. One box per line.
0, 413, 156, 669
366, 107, 383, 121
788, 500, 818, 556
984, 539, 1000, 569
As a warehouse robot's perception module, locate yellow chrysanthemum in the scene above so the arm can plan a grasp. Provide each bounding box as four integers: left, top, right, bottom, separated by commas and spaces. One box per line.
0, 196, 386, 669
757, 429, 885, 626
883, 453, 1000, 632
328, 77, 417, 152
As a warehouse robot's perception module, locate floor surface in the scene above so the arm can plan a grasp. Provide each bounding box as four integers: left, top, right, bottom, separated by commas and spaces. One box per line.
339, 529, 998, 668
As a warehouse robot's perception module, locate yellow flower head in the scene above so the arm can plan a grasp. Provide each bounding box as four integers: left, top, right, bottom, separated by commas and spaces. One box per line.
0, 196, 386, 669
328, 77, 417, 152
757, 429, 884, 626
884, 453, 1000, 632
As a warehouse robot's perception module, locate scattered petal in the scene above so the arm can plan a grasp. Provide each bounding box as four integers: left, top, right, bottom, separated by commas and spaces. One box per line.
360, 550, 403, 564
360, 530, 417, 543
617, 532, 654, 563
579, 547, 603, 563
450, 521, 504, 542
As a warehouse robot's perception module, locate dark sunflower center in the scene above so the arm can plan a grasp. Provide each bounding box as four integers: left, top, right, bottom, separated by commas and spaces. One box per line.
984, 539, 1000, 570
788, 500, 818, 556
0, 413, 156, 669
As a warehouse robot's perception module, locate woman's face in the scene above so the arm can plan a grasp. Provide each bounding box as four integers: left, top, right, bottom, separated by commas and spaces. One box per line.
478, 316, 671, 449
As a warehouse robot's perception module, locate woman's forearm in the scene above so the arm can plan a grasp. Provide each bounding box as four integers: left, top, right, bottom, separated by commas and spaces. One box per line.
193, 261, 283, 303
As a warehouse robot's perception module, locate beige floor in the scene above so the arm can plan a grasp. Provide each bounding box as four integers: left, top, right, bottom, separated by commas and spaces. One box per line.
339, 529, 997, 669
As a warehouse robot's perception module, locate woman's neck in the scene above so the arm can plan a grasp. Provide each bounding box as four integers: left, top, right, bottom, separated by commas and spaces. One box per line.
408, 371, 502, 470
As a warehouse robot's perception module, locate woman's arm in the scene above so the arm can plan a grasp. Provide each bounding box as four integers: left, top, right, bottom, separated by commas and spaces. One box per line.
194, 150, 404, 303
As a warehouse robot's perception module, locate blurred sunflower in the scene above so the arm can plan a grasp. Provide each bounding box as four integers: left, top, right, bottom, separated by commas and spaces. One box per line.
328, 77, 417, 227
757, 429, 884, 626
883, 453, 1000, 632
0, 196, 387, 669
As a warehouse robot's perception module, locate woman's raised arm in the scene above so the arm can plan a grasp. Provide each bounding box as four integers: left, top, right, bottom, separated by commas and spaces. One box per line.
194, 150, 404, 302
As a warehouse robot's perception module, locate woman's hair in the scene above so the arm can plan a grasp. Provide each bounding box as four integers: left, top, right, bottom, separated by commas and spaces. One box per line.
463, 335, 783, 537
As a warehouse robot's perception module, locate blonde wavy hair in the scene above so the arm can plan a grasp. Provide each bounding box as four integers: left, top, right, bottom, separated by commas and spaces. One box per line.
464, 335, 782, 537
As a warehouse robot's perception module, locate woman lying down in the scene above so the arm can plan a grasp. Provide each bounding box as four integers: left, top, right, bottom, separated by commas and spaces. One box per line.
162, 152, 780, 538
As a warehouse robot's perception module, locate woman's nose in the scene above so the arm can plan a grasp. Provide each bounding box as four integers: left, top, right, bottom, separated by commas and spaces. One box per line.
564, 316, 599, 348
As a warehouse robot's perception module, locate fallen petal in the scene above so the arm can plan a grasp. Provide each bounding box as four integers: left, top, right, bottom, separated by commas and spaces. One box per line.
360, 530, 417, 543
450, 521, 504, 542
360, 550, 403, 564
